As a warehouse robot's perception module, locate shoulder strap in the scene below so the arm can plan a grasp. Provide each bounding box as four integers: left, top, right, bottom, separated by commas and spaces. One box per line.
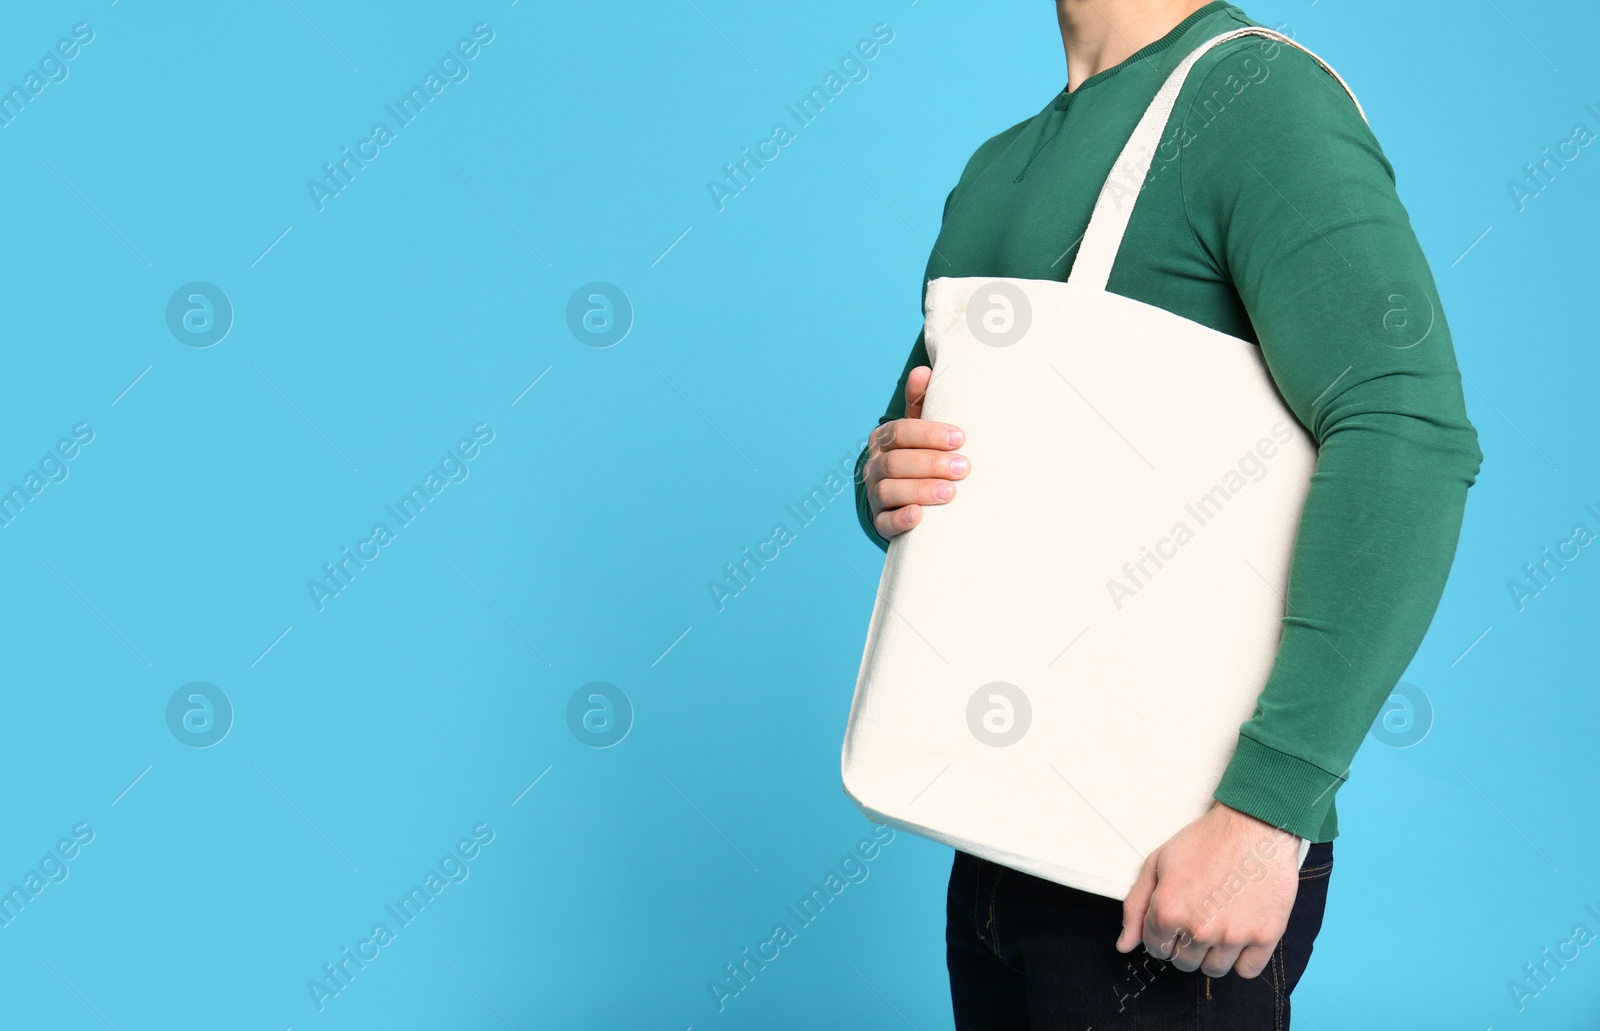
1067, 27, 1366, 292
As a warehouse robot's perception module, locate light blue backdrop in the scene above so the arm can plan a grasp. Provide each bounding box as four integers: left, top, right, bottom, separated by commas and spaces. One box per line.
0, 0, 1594, 1028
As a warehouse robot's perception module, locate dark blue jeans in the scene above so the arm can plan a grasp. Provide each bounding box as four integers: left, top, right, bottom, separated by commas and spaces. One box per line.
946, 841, 1334, 1029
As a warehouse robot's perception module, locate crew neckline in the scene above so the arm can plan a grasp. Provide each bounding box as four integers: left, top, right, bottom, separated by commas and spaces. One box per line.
1057, 0, 1233, 103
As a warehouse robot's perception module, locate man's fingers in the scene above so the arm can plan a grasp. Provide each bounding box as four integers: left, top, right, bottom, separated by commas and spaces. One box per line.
872, 418, 964, 456
870, 447, 969, 486
1199, 942, 1246, 979
1116, 853, 1158, 953
861, 384, 964, 543
1233, 941, 1277, 980
1144, 922, 1185, 965
871, 478, 958, 514
1106, 802, 1300, 979
903, 365, 932, 419
1143, 894, 1197, 965
873, 504, 922, 539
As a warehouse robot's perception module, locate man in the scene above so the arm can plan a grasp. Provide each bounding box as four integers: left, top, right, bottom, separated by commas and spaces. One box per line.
852, 1, 1481, 1026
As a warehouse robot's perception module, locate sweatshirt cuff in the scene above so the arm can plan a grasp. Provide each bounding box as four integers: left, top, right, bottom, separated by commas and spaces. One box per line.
1213, 734, 1346, 842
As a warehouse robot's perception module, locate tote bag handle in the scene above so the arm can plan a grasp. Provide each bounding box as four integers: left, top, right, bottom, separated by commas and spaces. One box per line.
1069, 26, 1368, 293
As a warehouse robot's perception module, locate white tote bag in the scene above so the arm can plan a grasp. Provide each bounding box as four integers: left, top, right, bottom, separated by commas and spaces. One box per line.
842, 28, 1366, 900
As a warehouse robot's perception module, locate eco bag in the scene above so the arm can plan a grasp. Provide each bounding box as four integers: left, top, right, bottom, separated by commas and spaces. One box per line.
841, 27, 1366, 900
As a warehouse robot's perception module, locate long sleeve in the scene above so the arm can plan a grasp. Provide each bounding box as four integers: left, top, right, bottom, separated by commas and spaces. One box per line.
1178, 43, 1483, 840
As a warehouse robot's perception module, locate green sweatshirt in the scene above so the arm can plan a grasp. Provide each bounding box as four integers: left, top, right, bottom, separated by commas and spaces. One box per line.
852, 1, 1481, 842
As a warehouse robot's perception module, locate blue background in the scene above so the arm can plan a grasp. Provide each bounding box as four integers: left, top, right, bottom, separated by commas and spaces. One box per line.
0, 0, 1595, 1028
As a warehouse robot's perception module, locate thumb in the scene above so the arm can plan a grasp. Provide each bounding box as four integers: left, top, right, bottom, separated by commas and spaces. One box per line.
1117, 851, 1158, 953
903, 366, 932, 420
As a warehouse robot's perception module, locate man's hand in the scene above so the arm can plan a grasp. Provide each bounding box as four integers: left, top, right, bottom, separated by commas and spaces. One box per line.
863, 365, 968, 540
1116, 802, 1302, 978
